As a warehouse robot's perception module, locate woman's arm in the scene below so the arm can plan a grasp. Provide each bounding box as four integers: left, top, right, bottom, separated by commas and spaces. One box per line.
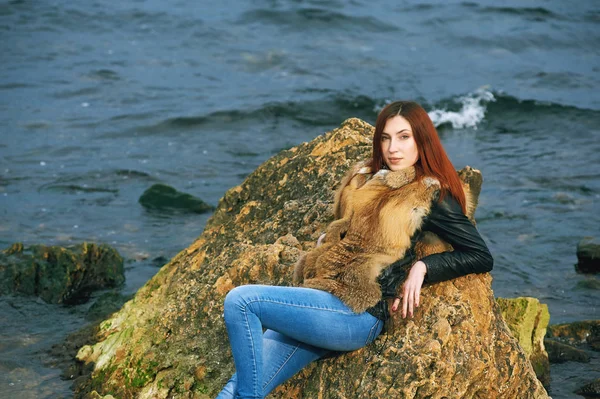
393, 194, 493, 318
419, 195, 494, 283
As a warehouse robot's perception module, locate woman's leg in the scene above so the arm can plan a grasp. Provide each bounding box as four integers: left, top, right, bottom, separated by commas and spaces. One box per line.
216, 330, 330, 399
220, 285, 384, 399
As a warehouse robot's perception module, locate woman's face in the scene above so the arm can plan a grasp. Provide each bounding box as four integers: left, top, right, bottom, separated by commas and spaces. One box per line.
381, 115, 419, 171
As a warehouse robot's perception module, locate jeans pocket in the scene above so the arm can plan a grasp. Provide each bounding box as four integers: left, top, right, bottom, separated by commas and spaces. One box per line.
365, 319, 383, 345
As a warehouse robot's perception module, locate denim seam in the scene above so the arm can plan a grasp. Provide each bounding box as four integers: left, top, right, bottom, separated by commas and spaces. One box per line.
243, 308, 260, 398
262, 342, 301, 391
365, 319, 381, 345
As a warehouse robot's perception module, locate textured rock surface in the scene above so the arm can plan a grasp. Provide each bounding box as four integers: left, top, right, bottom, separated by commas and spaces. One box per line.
497, 297, 550, 386
547, 320, 600, 351
0, 242, 124, 304
74, 118, 548, 398
575, 377, 600, 397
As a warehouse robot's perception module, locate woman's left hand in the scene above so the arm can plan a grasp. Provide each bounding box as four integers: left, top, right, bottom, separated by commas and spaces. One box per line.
391, 261, 427, 318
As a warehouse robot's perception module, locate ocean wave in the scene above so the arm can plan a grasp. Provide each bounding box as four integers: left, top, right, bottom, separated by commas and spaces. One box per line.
429, 88, 495, 129
128, 94, 380, 136
126, 89, 600, 137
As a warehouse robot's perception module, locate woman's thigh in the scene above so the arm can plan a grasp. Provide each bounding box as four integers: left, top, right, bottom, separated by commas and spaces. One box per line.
224, 285, 383, 352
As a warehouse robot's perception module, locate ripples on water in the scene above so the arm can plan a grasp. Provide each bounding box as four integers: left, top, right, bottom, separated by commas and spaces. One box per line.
0, 0, 599, 398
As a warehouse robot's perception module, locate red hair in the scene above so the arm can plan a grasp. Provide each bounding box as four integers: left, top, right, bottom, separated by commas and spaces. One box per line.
368, 101, 467, 214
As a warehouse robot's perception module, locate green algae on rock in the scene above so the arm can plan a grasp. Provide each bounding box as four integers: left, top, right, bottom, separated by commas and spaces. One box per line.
138, 184, 214, 214
74, 118, 548, 398
0, 242, 124, 304
497, 297, 551, 386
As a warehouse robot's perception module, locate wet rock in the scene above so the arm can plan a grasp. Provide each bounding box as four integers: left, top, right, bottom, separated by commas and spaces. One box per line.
576, 237, 600, 274
575, 378, 600, 397
544, 338, 590, 363
547, 320, 600, 351
138, 184, 214, 214
497, 297, 550, 386
73, 118, 548, 398
0, 242, 124, 304
576, 277, 600, 290
86, 292, 131, 321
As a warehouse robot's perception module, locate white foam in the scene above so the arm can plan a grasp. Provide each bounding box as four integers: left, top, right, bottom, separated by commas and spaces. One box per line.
428, 88, 495, 129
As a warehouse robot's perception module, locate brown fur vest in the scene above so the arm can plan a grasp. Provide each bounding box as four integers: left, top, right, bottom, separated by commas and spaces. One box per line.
293, 162, 443, 313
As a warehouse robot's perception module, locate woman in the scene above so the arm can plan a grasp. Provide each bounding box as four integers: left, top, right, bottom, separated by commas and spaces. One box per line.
217, 101, 493, 399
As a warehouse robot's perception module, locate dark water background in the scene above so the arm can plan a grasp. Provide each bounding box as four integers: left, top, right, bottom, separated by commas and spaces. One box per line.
1, 0, 599, 397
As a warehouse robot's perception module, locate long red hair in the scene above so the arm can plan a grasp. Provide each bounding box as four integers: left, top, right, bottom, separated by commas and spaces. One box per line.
368, 101, 467, 214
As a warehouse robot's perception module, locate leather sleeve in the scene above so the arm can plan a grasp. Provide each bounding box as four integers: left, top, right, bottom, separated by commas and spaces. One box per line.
420, 195, 494, 284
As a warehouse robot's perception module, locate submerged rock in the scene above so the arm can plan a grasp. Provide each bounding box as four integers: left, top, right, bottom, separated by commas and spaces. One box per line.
0, 242, 124, 304
576, 377, 600, 398
74, 118, 547, 398
86, 292, 132, 321
138, 184, 214, 213
544, 339, 590, 363
497, 297, 550, 386
576, 237, 600, 274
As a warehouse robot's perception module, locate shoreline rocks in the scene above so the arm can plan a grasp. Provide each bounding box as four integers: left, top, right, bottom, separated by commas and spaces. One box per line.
0, 242, 124, 304
576, 237, 599, 274
72, 118, 548, 398
138, 184, 214, 214
497, 297, 551, 386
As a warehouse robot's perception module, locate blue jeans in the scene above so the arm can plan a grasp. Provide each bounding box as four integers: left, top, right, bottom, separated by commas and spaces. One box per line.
216, 285, 384, 399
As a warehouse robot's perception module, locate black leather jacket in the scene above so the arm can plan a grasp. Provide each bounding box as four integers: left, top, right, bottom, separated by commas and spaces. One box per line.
366, 194, 494, 321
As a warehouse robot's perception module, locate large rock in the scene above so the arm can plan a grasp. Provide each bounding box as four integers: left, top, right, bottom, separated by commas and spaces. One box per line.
496, 297, 550, 385
0, 242, 124, 304
74, 118, 547, 398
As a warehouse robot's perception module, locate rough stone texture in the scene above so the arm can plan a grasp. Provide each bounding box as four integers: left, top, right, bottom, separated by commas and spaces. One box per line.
547, 320, 600, 351
496, 297, 550, 386
576, 236, 600, 274
575, 377, 600, 397
0, 242, 124, 304
73, 118, 548, 398
544, 339, 590, 363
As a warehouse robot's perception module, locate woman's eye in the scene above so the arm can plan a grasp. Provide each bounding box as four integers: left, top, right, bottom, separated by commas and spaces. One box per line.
381, 136, 389, 141
401, 135, 409, 140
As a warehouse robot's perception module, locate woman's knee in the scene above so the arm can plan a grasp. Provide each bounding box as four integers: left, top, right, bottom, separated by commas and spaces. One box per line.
223, 285, 256, 314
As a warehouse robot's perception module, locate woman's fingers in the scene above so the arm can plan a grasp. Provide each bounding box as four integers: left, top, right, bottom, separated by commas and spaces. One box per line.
401, 262, 427, 318
391, 297, 401, 312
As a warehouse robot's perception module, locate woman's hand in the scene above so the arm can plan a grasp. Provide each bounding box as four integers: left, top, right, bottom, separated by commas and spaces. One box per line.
316, 233, 326, 247
391, 261, 427, 318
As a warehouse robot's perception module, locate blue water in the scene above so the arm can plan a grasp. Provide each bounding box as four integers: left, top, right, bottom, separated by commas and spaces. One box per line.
1, 0, 599, 398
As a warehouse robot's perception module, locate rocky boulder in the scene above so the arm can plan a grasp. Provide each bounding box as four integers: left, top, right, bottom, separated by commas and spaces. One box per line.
496, 297, 550, 386
74, 118, 548, 398
0, 242, 124, 304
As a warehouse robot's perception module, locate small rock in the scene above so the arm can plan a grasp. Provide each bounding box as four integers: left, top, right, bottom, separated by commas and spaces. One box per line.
575, 377, 600, 397
139, 184, 214, 214
544, 338, 590, 363
547, 320, 600, 350
576, 237, 600, 274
